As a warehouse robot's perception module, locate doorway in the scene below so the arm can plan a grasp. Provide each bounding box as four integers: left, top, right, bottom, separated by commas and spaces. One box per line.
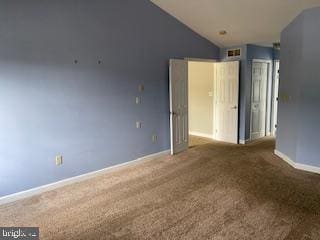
188, 61, 214, 139
169, 59, 239, 154
250, 59, 273, 141
188, 60, 215, 148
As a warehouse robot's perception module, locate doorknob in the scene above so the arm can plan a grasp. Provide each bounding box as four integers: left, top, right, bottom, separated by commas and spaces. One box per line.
232, 106, 238, 109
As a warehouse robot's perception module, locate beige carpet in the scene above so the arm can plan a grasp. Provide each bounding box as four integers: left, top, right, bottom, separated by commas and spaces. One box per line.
1, 137, 320, 240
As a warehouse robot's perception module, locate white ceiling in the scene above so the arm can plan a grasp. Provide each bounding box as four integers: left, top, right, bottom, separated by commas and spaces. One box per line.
150, 0, 320, 47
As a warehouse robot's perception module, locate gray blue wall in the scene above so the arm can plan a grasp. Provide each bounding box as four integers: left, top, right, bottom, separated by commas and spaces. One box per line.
0, 0, 219, 197
273, 49, 280, 60
276, 7, 320, 167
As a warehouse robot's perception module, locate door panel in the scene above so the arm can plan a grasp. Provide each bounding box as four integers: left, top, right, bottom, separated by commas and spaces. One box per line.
252, 111, 260, 132
169, 59, 188, 155
253, 80, 261, 102
213, 61, 239, 144
250, 62, 268, 140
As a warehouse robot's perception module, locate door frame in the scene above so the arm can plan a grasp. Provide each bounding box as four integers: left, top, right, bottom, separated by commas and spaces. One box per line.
249, 59, 273, 141
187, 59, 216, 140
271, 60, 280, 136
170, 58, 241, 152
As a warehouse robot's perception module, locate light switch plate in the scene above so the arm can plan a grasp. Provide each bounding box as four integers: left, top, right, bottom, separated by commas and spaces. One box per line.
135, 96, 141, 104
56, 155, 63, 166
136, 121, 141, 129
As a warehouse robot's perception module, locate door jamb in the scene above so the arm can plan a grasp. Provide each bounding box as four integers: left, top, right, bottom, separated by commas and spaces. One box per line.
171, 58, 240, 148
271, 60, 280, 136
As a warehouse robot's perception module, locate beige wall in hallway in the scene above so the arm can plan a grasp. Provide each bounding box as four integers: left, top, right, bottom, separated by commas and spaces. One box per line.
188, 61, 214, 137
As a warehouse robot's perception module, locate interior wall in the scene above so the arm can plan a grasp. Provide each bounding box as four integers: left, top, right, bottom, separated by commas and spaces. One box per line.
276, 7, 320, 167
273, 49, 280, 60
0, 0, 219, 197
296, 7, 320, 167
188, 61, 214, 137
276, 10, 303, 162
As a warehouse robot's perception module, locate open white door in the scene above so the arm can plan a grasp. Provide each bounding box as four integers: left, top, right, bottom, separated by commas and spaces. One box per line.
250, 62, 268, 140
169, 59, 188, 155
213, 61, 239, 144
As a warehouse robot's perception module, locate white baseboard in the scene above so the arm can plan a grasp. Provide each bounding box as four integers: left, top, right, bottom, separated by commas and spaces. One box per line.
274, 149, 295, 168
189, 131, 213, 139
0, 149, 170, 206
274, 149, 320, 174
239, 139, 251, 145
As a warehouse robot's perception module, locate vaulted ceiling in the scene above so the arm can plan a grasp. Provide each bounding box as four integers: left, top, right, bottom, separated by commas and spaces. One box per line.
150, 0, 320, 47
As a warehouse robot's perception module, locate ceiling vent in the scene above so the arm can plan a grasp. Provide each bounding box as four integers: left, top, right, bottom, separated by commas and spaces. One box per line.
227, 48, 241, 58
273, 42, 280, 50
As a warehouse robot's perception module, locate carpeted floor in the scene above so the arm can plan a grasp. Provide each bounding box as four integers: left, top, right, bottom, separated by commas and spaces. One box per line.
1, 137, 320, 240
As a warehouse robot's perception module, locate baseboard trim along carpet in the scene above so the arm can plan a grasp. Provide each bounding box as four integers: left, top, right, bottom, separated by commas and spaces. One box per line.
0, 149, 170, 206
189, 131, 213, 139
239, 139, 251, 145
274, 149, 320, 175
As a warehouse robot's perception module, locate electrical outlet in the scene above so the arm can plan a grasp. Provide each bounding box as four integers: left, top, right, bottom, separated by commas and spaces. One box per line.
56, 155, 63, 166
152, 134, 157, 143
135, 96, 141, 104
136, 121, 141, 129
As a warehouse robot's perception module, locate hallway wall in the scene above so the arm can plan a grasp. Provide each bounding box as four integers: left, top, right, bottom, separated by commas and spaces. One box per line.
188, 61, 214, 137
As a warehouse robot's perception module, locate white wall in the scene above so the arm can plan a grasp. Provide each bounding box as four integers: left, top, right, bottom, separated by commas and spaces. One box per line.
188, 61, 214, 137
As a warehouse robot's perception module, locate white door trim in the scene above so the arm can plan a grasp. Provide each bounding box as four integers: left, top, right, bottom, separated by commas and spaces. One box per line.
271, 60, 280, 136
184, 58, 217, 63
250, 59, 273, 141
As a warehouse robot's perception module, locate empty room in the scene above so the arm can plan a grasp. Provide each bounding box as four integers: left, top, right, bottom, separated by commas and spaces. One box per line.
1, 1, 320, 239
